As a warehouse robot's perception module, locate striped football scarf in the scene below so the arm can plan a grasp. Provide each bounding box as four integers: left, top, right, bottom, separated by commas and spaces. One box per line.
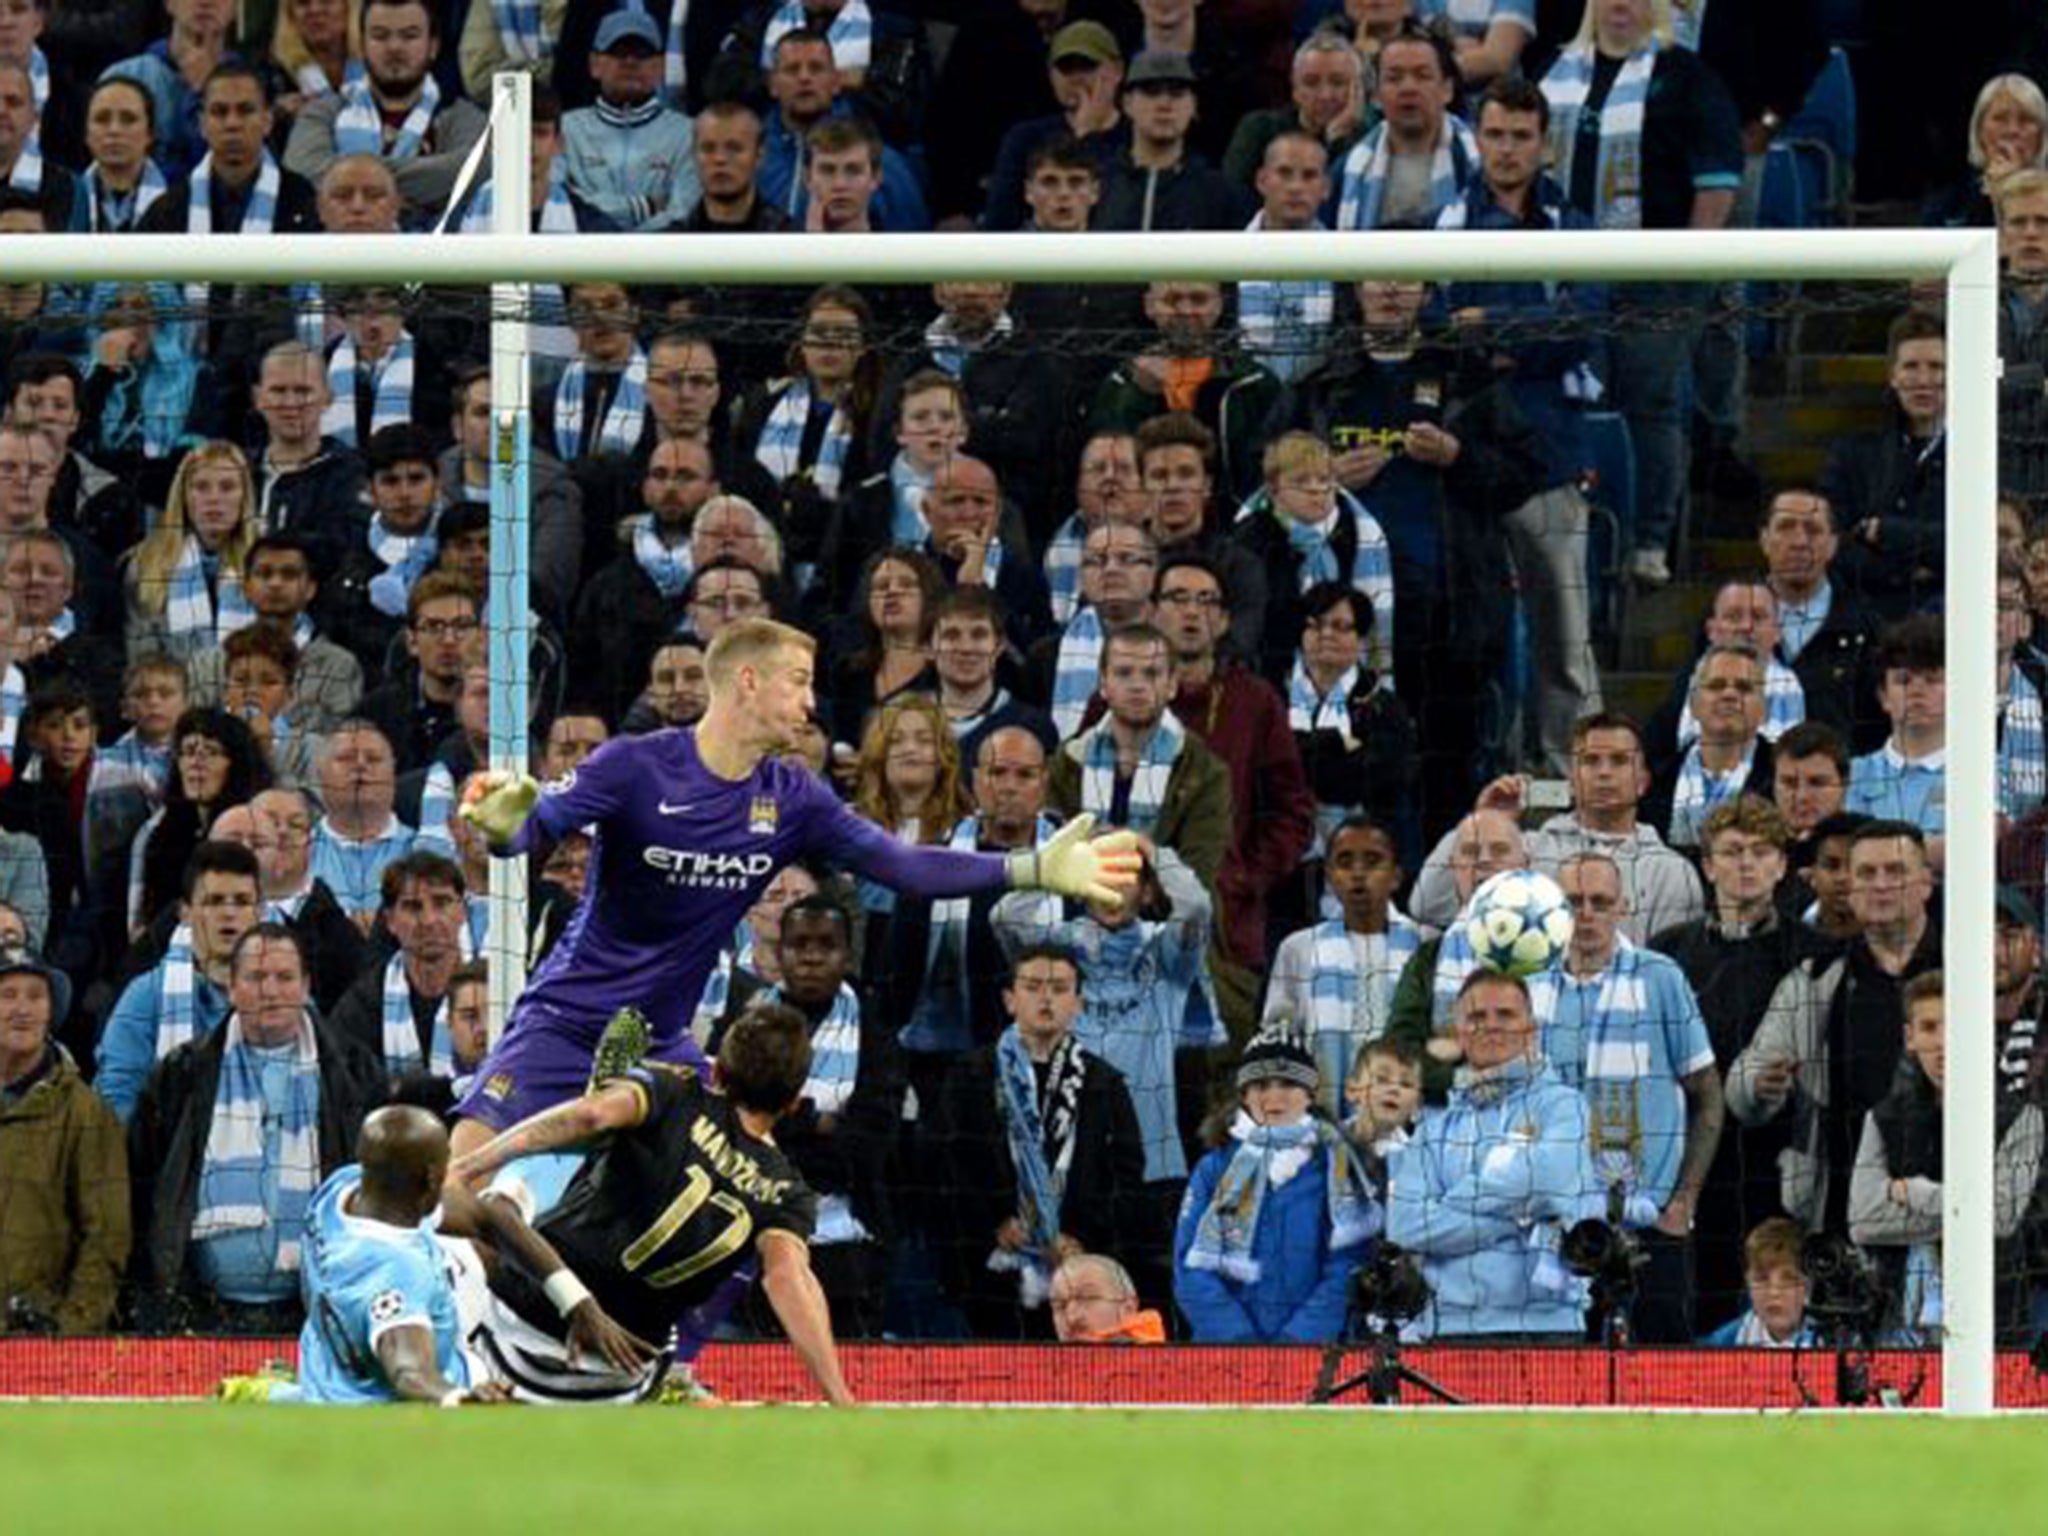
86, 160, 169, 232
991, 1025, 1083, 1305
185, 151, 281, 315
690, 925, 755, 1040
1183, 1111, 1378, 1282
459, 162, 580, 358
1050, 605, 1104, 739
626, 515, 693, 599
664, 0, 690, 105
320, 331, 416, 447
765, 981, 861, 1115
1335, 116, 1476, 231
380, 950, 452, 1076
1304, 917, 1425, 1111
1237, 211, 1333, 384
752, 380, 850, 500
1543, 41, 1659, 230
1042, 514, 1086, 626
190, 1011, 322, 1272
162, 537, 257, 644
1667, 740, 1757, 850
489, 0, 553, 63
1076, 709, 1184, 835
2002, 666, 2047, 820
3, 127, 41, 195
364, 512, 437, 619
412, 761, 457, 854
334, 74, 443, 161
153, 923, 205, 1061
888, 451, 933, 545
760, 0, 871, 72
553, 347, 649, 460
0, 663, 22, 762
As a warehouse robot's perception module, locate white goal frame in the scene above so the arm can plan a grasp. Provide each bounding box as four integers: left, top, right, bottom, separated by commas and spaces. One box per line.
2, 75, 2001, 1415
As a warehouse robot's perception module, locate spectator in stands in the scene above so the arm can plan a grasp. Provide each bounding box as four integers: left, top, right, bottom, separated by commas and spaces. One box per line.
1531, 851, 1720, 1342
669, 101, 788, 232
0, 192, 84, 379
570, 437, 717, 725
559, 7, 698, 231
955, 942, 1151, 1338
1028, 521, 1157, 739
7, 526, 122, 732
130, 708, 268, 937
101, 0, 238, 176
0, 418, 121, 643
913, 455, 1050, 651
1049, 1252, 1167, 1343
1237, 133, 1336, 386
1221, 29, 1366, 193
359, 572, 476, 775
97, 840, 261, 1124
81, 282, 212, 500
538, 282, 649, 467
931, 587, 1052, 763
1156, 552, 1314, 1037
844, 370, 969, 572
1771, 719, 1851, 882
1044, 430, 1145, 628
1650, 642, 1775, 852
1993, 885, 2048, 1103
629, 637, 710, 733
1334, 21, 1475, 231
92, 659, 181, 869
324, 422, 437, 670
1649, 580, 1806, 770
994, 829, 1211, 1187
724, 894, 902, 1338
1423, 0, 1533, 91
1756, 490, 1879, 748
435, 366, 580, 632
189, 533, 360, 735
756, 33, 927, 232
1125, 0, 1267, 167
823, 547, 938, 748
2, 677, 105, 966
2006, 168, 2048, 501
1825, 310, 1948, 618
1844, 616, 1947, 840
1390, 969, 1603, 1339
1048, 623, 1231, 899
681, 556, 771, 650
308, 718, 412, 928
2001, 556, 2047, 821
7, 352, 142, 558
1342, 1035, 1424, 1193
121, 441, 260, 667
1698, 1217, 1817, 1346
979, 20, 1126, 234
319, 287, 451, 456
716, 0, 931, 150
310, 149, 402, 234
1849, 972, 2046, 1342
329, 849, 467, 1088
285, 0, 486, 225
126, 923, 383, 1334
1265, 813, 1421, 1103
211, 790, 364, 1014
537, 710, 607, 785
1176, 1024, 1375, 1342
0, 945, 128, 1334
1795, 809, 1868, 946
1924, 72, 2048, 228
248, 342, 368, 558
265, 0, 364, 125
220, 623, 323, 790
1651, 794, 1813, 1325
847, 697, 972, 961
1730, 818, 1939, 1235
1540, 0, 1742, 587
78, 75, 164, 234
1092, 50, 1245, 234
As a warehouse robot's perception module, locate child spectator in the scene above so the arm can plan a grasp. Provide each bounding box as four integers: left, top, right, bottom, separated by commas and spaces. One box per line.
1845, 615, 1946, 839
1175, 1025, 1378, 1343
1698, 1218, 1819, 1347
0, 678, 98, 974
1343, 1035, 1423, 1198
221, 622, 321, 791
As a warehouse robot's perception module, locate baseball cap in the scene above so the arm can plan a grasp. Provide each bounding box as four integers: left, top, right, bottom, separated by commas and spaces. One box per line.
594, 7, 663, 54
1123, 50, 1197, 92
1049, 21, 1118, 69
0, 945, 71, 1028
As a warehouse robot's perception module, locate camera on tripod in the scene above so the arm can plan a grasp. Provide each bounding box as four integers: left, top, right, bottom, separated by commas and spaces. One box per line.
1561, 1218, 1647, 1298
1309, 1244, 1462, 1405
1800, 1232, 1887, 1332
1349, 1242, 1432, 1330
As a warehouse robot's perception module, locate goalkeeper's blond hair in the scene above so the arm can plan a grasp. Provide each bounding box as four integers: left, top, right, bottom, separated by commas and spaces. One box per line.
705, 617, 816, 690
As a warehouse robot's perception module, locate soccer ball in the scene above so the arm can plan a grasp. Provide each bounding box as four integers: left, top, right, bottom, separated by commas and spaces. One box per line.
1463, 870, 1574, 977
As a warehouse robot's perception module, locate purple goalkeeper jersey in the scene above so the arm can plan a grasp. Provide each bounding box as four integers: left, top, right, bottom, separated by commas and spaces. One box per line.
501, 728, 1010, 1053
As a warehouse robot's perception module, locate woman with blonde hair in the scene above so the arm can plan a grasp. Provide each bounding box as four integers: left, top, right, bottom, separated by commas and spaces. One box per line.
266, 0, 365, 122
1925, 73, 2048, 228
848, 692, 973, 975
123, 441, 263, 664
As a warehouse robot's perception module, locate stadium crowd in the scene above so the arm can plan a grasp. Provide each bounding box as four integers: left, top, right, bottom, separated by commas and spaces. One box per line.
1, 0, 2047, 1363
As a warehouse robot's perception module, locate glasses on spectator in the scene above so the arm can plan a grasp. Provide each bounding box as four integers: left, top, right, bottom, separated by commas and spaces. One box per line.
414, 617, 480, 638
1157, 589, 1222, 609
1081, 552, 1155, 569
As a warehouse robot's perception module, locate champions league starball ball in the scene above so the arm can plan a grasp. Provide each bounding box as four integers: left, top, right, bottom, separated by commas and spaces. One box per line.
1463, 869, 1574, 978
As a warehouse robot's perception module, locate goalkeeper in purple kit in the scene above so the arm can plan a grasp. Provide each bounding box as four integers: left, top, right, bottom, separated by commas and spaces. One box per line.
451, 617, 1142, 1159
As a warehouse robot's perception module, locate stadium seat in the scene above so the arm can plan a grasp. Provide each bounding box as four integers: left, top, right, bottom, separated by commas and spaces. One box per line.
1781, 47, 1858, 220
1581, 411, 1636, 644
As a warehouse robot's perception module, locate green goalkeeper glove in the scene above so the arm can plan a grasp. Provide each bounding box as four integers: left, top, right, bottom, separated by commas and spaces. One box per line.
1005, 813, 1144, 908
458, 771, 541, 846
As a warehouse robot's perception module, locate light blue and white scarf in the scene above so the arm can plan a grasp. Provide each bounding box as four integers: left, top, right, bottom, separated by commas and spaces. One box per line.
763, 981, 861, 1116
991, 1025, 1083, 1306
1678, 654, 1804, 746
292, 55, 367, 98
460, 161, 579, 358
0, 662, 23, 762
1667, 0, 1706, 50
1667, 739, 1757, 851
26, 44, 47, 112
1076, 709, 1184, 834
1183, 1110, 1378, 1282
1042, 513, 1086, 626
1335, 116, 1477, 231
3, 122, 41, 195
184, 150, 282, 317
663, 0, 691, 105
381, 950, 451, 1076
1238, 211, 1334, 385
690, 925, 755, 1041
760, 0, 872, 73
334, 74, 443, 161
87, 160, 169, 232
1242, 487, 1395, 681
1287, 655, 1358, 738
412, 761, 458, 853
2001, 666, 2047, 821
96, 727, 170, 803
888, 451, 933, 545
753, 381, 850, 501
626, 515, 693, 599
320, 331, 416, 447
153, 923, 205, 1062
365, 512, 438, 619
1304, 917, 1424, 1107
162, 537, 256, 642
488, 0, 554, 64
553, 347, 649, 460
1543, 41, 1659, 230
922, 309, 1012, 378
190, 1011, 322, 1272
1050, 605, 1105, 740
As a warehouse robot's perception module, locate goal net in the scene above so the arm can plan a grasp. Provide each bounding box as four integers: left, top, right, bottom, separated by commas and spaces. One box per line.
0, 126, 2022, 1410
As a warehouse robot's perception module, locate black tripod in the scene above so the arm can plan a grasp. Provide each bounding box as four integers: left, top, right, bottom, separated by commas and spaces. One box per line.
1309, 1323, 1465, 1406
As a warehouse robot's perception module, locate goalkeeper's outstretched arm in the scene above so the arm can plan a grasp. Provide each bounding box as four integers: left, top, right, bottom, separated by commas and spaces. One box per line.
825, 804, 1143, 909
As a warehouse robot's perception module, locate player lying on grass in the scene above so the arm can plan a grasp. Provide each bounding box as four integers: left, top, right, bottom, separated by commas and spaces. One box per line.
221, 1105, 650, 1405
450, 616, 1142, 1159
448, 1002, 857, 1406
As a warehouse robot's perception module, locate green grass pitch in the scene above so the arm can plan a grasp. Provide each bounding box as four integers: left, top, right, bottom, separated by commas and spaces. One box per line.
2, 1408, 2040, 1535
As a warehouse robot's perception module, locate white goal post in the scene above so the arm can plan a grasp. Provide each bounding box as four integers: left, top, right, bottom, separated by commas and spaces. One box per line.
1, 75, 2001, 1414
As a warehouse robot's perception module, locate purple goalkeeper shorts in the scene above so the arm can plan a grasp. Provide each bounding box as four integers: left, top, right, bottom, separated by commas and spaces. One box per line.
453, 1002, 711, 1131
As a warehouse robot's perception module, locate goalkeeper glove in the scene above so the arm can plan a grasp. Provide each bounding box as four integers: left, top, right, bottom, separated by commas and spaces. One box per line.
1004, 813, 1143, 908
459, 771, 541, 845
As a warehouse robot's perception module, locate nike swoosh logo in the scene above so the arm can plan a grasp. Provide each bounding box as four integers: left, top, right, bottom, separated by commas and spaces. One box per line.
657, 801, 695, 816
